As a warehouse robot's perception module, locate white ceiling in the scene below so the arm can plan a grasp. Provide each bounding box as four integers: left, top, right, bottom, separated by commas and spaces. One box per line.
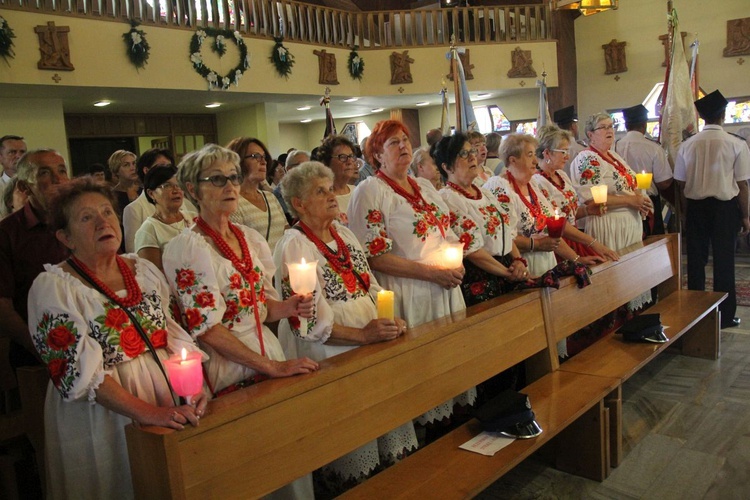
0, 83, 533, 123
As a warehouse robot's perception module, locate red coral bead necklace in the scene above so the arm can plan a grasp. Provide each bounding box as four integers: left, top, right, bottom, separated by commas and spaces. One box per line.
71, 255, 143, 308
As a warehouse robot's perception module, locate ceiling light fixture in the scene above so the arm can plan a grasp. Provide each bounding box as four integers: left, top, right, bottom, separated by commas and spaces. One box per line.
343, 97, 359, 103
297, 106, 311, 111
94, 100, 111, 107
476, 93, 492, 99
300, 118, 312, 123
416, 101, 430, 107
205, 103, 221, 108
371, 108, 385, 113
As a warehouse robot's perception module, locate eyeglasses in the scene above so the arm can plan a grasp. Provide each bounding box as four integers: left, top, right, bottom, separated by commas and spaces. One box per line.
593, 124, 615, 131
457, 148, 478, 159
157, 182, 182, 192
244, 153, 267, 162
197, 173, 243, 187
335, 154, 357, 163
550, 149, 570, 156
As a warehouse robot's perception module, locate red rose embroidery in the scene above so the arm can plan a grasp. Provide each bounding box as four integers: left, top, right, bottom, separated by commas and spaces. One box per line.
120, 325, 145, 358
366, 210, 383, 224
470, 282, 486, 295
229, 273, 243, 290
150, 329, 167, 349
459, 232, 472, 250
589, 159, 600, 166
497, 194, 510, 203
449, 211, 458, 226
581, 169, 594, 179
222, 300, 239, 322
486, 216, 499, 234
195, 291, 215, 308
258, 287, 266, 303
461, 219, 476, 231
104, 308, 129, 330
47, 357, 67, 387
289, 315, 301, 330
238, 289, 253, 307
48, 324, 75, 351
501, 213, 510, 224
368, 237, 386, 256
415, 219, 428, 237
176, 269, 196, 289
185, 308, 203, 331
342, 271, 357, 293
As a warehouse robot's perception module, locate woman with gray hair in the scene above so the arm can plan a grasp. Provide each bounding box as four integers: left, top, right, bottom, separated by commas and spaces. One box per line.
533, 125, 618, 261
570, 113, 651, 308
162, 144, 319, 400
409, 146, 442, 190
273, 161, 415, 495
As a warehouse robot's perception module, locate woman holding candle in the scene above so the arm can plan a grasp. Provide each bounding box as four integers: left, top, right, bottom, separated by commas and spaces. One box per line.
533, 125, 619, 262
432, 133, 530, 306
348, 119, 471, 424
484, 134, 603, 277
315, 134, 360, 225
225, 137, 288, 252
274, 162, 415, 496
163, 145, 319, 395
27, 177, 207, 499
135, 165, 197, 271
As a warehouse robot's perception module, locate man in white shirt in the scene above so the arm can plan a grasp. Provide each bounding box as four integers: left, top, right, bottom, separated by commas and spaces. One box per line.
674, 90, 750, 329
615, 104, 673, 236
0, 135, 27, 218
553, 106, 586, 177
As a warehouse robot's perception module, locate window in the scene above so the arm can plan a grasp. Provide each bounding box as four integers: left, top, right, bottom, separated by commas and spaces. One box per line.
473, 105, 511, 134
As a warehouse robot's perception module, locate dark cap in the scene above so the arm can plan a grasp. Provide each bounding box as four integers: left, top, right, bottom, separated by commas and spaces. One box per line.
618, 313, 668, 343
622, 104, 649, 124
553, 106, 578, 126
474, 390, 543, 439
694, 90, 728, 119
143, 165, 178, 204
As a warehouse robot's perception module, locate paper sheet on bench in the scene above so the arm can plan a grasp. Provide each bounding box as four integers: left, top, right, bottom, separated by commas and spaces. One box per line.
460, 431, 515, 456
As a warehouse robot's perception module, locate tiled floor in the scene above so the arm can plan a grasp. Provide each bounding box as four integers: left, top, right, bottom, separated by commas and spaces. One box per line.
479, 259, 750, 500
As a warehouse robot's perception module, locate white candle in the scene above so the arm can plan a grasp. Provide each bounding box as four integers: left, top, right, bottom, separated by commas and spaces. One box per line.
442, 242, 464, 269
590, 185, 608, 205
287, 258, 318, 337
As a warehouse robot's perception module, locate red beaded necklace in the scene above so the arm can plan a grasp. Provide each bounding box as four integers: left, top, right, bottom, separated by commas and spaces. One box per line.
195, 217, 266, 356
588, 146, 637, 190
446, 181, 482, 200
71, 255, 143, 308
506, 170, 546, 229
376, 170, 446, 238
297, 221, 369, 294
538, 170, 564, 191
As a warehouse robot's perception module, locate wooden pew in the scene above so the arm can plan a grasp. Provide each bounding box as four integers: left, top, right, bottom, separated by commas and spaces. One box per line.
344, 233, 724, 499
127, 288, 580, 499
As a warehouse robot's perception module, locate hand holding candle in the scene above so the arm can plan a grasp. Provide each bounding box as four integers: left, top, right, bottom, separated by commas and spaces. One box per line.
635, 170, 653, 220
377, 290, 395, 320
165, 348, 203, 405
590, 184, 608, 205
287, 258, 318, 337
441, 242, 464, 269
546, 209, 566, 238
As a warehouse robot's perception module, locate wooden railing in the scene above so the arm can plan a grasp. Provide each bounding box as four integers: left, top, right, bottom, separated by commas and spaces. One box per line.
0, 0, 552, 48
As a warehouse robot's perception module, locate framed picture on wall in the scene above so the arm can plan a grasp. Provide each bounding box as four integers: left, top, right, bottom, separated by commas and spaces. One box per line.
342, 122, 358, 145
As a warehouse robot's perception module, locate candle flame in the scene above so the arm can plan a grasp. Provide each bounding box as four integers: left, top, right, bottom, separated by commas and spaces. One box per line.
554, 209, 559, 219
641, 170, 646, 174
301, 257, 306, 265
181, 347, 187, 361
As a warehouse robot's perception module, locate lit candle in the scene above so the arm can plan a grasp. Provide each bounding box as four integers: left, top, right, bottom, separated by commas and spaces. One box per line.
164, 348, 203, 404
546, 209, 566, 238
635, 170, 653, 190
377, 290, 395, 320
590, 185, 608, 205
287, 258, 318, 337
442, 242, 464, 269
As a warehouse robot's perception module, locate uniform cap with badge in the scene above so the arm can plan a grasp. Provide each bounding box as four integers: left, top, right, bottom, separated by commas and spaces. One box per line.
553, 106, 578, 126
694, 90, 728, 120
622, 104, 649, 125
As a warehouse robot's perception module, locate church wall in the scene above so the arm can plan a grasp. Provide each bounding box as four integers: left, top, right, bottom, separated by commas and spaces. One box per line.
0, 97, 69, 165
575, 0, 749, 124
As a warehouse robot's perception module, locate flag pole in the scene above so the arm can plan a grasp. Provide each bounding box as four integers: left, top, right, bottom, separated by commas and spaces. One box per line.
450, 34, 462, 133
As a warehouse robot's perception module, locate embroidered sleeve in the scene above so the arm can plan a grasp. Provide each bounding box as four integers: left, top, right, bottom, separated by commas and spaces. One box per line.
571, 152, 601, 202
348, 181, 393, 258
440, 191, 483, 255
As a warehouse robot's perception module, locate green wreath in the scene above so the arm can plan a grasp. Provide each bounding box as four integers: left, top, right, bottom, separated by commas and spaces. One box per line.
270, 37, 294, 79
190, 27, 250, 90
0, 16, 16, 65
348, 46, 364, 80
122, 20, 150, 71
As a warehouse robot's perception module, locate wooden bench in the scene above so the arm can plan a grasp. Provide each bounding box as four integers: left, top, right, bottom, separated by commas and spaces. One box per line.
125, 234, 721, 499
344, 234, 724, 499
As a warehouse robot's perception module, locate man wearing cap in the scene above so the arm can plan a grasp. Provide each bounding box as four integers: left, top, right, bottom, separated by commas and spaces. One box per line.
674, 90, 750, 329
615, 104, 673, 236
553, 106, 586, 177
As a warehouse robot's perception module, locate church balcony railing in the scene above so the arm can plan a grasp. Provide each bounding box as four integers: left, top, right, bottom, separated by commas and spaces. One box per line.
0, 0, 552, 48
